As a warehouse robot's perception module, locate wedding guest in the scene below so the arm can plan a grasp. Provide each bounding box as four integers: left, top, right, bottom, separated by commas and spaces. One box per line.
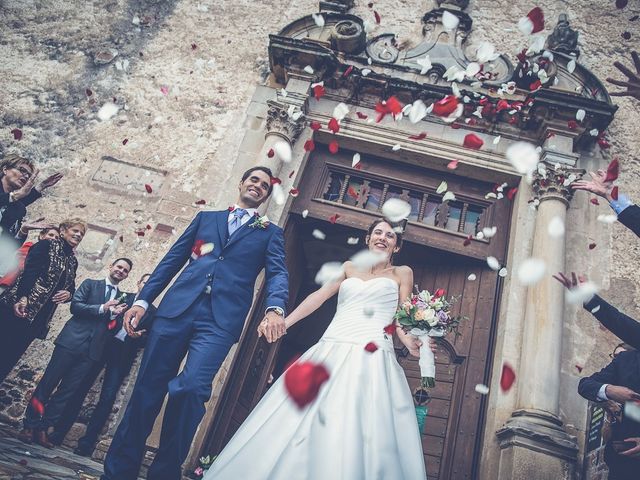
0, 218, 85, 383
0, 154, 63, 248
18, 258, 134, 448
578, 343, 640, 479
0, 225, 60, 293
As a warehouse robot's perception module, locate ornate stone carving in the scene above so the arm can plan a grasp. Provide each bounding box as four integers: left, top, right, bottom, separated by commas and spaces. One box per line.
436, 0, 470, 10
265, 100, 305, 143
532, 164, 583, 206
547, 14, 580, 58
331, 19, 366, 54
366, 34, 399, 64
320, 0, 354, 13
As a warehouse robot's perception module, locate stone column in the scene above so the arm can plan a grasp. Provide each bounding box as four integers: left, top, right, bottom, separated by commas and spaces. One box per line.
496, 159, 582, 479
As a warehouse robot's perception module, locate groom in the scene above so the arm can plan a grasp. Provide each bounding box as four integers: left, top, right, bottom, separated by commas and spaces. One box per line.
102, 166, 289, 480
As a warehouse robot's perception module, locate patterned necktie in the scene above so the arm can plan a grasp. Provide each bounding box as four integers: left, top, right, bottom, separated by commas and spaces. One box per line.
105, 284, 114, 302
228, 208, 248, 236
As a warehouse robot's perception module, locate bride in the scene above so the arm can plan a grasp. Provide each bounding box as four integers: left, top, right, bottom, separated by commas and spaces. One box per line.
204, 218, 428, 479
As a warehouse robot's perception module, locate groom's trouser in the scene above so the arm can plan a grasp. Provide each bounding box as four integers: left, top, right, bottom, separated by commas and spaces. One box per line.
102, 293, 236, 480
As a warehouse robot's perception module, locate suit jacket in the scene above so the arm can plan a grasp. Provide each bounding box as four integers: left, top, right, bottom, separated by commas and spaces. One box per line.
0, 184, 41, 245
56, 279, 135, 361
578, 351, 640, 469
584, 295, 640, 351
138, 210, 288, 340
618, 204, 640, 238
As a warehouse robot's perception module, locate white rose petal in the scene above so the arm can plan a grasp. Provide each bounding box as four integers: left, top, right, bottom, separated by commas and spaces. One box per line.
475, 384, 490, 395
482, 226, 497, 239
527, 35, 546, 56
302, 209, 309, 218
200, 243, 215, 256
547, 216, 565, 237
391, 144, 401, 151
567, 59, 576, 73
273, 140, 292, 163
518, 16, 534, 36
304, 65, 314, 74
591, 305, 601, 313
498, 267, 508, 277
493, 136, 501, 145
97, 102, 119, 121
312, 228, 326, 240
476, 42, 500, 63
597, 214, 618, 224
517, 258, 546, 285
347, 237, 359, 245
442, 11, 459, 30
333, 102, 350, 121
576, 109, 585, 122
272, 183, 286, 205
442, 191, 456, 202
409, 99, 428, 124
416, 55, 432, 75
352, 153, 361, 168
315, 262, 344, 285
625, 402, 640, 424
487, 256, 501, 271
362, 69, 371, 76
436, 181, 448, 194
381, 198, 412, 222
506, 141, 539, 177
565, 281, 599, 305
589, 128, 599, 137
312, 13, 325, 27
350, 250, 387, 272
467, 273, 477, 281
465, 62, 481, 78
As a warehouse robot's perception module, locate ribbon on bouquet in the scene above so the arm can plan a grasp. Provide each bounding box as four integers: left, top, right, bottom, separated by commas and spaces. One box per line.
410, 327, 445, 389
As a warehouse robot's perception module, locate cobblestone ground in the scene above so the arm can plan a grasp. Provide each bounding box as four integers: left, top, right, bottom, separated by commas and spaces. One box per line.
0, 425, 106, 480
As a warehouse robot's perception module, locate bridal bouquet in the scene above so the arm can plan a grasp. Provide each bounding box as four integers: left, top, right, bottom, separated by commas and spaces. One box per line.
394, 288, 463, 388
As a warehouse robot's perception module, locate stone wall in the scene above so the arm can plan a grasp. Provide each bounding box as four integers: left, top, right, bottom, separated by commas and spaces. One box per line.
1, 0, 639, 477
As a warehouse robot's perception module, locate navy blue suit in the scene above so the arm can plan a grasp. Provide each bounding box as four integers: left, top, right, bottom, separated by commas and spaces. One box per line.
103, 210, 288, 480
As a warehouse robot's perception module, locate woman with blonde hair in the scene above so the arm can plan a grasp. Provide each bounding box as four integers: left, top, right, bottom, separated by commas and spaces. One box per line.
0, 218, 86, 384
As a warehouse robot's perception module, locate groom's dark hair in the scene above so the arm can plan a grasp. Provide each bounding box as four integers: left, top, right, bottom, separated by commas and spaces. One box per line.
241, 166, 274, 195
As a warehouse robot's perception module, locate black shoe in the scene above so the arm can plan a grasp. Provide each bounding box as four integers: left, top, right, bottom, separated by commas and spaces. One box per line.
47, 431, 64, 446
74, 445, 93, 457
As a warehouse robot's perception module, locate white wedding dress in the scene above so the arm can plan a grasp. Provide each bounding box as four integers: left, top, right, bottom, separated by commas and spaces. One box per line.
204, 277, 427, 480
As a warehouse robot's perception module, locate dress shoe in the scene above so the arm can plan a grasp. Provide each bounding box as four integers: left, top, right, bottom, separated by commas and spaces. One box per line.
74, 445, 93, 457
16, 428, 34, 444
34, 430, 55, 448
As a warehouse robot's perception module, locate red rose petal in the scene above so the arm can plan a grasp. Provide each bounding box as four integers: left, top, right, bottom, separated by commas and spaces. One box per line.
373, 10, 381, 24
597, 137, 611, 149
450, 123, 461, 129
604, 158, 619, 182
500, 363, 516, 392
86, 88, 93, 96
463, 133, 484, 150
304, 139, 315, 152
567, 120, 579, 130
328, 140, 339, 154
195, 199, 207, 205
590, 197, 600, 205
588, 243, 597, 250
383, 323, 396, 336
343, 65, 354, 77
496, 99, 510, 112
527, 7, 545, 34
19, 459, 28, 466
375, 96, 403, 122
136, 230, 145, 237
356, 112, 368, 120
329, 213, 340, 224
191, 43, 197, 50
289, 188, 300, 197
434, 288, 446, 298
119, 235, 124, 242
463, 234, 472, 246
310, 121, 322, 131
312, 84, 326, 100
271, 177, 282, 185
284, 361, 330, 408
507, 187, 518, 201
10, 128, 22, 140
364, 341, 378, 353
30, 397, 45, 416
447, 160, 459, 170
288, 170, 295, 178
611, 186, 619, 200
108, 319, 117, 330
529, 80, 542, 91
432, 95, 459, 117
409, 132, 427, 140
328, 118, 340, 134
575, 364, 584, 373
267, 148, 275, 158
145, 184, 153, 193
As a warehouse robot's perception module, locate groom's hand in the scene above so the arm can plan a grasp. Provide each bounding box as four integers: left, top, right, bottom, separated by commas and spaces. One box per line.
124, 305, 146, 336
258, 311, 286, 343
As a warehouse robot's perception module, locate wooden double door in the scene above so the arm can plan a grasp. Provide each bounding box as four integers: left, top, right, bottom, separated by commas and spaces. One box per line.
202, 147, 509, 479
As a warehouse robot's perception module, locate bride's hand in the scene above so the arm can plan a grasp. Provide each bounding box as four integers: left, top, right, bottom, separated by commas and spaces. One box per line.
401, 335, 423, 358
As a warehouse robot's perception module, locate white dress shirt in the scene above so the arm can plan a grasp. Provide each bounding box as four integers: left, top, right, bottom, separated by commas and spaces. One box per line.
98, 277, 119, 315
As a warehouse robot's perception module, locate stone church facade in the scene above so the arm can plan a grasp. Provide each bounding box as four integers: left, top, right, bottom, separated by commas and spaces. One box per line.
1, 1, 639, 479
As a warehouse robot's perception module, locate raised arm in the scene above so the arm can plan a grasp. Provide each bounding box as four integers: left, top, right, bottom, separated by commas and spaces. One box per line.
584, 295, 640, 350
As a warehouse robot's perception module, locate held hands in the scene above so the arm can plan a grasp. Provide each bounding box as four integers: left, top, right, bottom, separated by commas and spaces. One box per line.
605, 385, 640, 403
571, 170, 614, 200
123, 305, 147, 337
257, 311, 286, 343
13, 297, 28, 318
51, 290, 71, 304
111, 303, 128, 316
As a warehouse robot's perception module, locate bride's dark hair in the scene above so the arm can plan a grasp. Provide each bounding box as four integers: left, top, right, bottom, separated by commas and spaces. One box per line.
365, 218, 405, 252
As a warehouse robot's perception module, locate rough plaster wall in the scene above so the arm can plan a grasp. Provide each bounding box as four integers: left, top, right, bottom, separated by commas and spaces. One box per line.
1, 0, 639, 473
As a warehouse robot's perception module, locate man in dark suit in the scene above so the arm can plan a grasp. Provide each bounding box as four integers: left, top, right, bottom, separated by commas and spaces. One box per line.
19, 258, 134, 447
578, 347, 640, 479
103, 166, 289, 480
71, 273, 156, 456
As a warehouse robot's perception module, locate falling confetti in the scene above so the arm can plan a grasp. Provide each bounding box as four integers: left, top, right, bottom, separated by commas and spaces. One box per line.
500, 363, 516, 392
284, 361, 330, 409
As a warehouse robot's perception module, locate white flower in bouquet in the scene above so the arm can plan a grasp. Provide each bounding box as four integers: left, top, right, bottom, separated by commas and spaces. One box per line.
424, 308, 439, 327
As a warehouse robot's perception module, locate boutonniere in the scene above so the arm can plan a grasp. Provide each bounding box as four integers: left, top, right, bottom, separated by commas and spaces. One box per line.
191, 239, 215, 259
249, 215, 270, 229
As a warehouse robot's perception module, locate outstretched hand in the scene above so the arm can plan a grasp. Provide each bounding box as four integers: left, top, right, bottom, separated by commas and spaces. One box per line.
571, 170, 614, 200
552, 272, 587, 290
607, 51, 640, 101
